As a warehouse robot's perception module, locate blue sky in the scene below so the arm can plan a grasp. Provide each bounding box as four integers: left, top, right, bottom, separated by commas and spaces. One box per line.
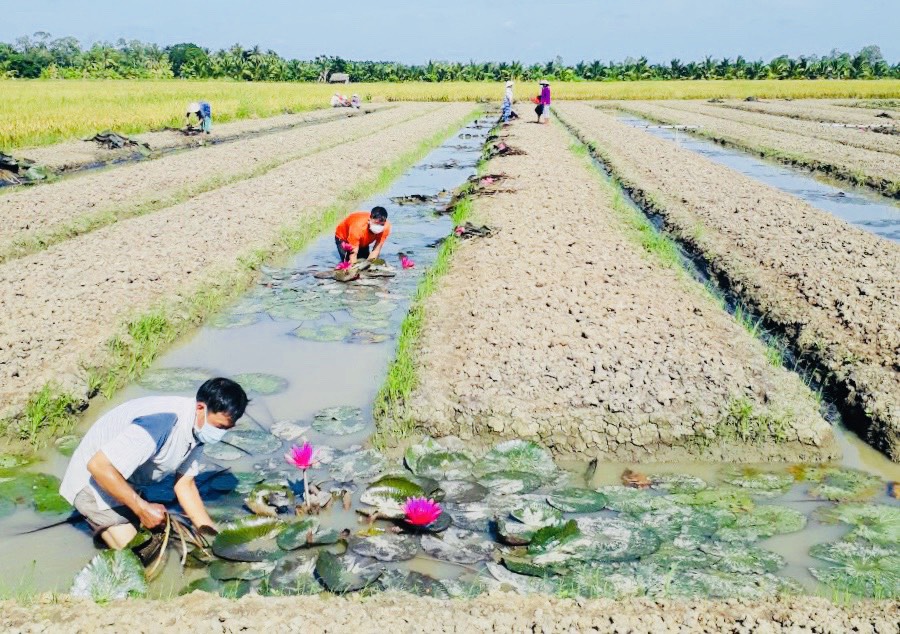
3, 0, 897, 64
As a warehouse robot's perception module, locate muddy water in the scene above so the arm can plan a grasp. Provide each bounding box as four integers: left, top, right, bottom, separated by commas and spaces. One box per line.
617, 114, 900, 242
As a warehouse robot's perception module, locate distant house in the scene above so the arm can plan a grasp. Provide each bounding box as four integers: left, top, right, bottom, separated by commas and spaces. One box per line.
328, 73, 350, 84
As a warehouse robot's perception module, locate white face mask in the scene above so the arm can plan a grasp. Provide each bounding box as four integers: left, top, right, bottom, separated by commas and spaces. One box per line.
369, 222, 385, 235
195, 406, 228, 445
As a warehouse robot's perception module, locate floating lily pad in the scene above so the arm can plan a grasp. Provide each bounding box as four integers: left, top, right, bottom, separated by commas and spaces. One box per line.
360, 475, 427, 518
346, 329, 391, 344
670, 487, 755, 513
204, 443, 244, 461
0, 472, 70, 514
421, 527, 494, 565
820, 504, 900, 545
208, 312, 260, 329
378, 570, 451, 598
479, 470, 542, 495
806, 467, 883, 502
268, 302, 327, 322
440, 576, 491, 599
262, 555, 321, 596
716, 505, 807, 542
547, 488, 608, 513
54, 435, 81, 457
651, 473, 708, 494
179, 577, 251, 598
291, 323, 353, 342
312, 406, 365, 435
269, 420, 310, 442
700, 541, 786, 574
475, 440, 556, 480
232, 373, 288, 396
439, 480, 488, 503
245, 482, 294, 517
139, 367, 211, 392
597, 486, 674, 515
314, 551, 382, 593
224, 430, 282, 455
411, 451, 474, 480
208, 560, 274, 581
71, 550, 148, 602
510, 500, 564, 527
329, 449, 386, 483
213, 516, 286, 562
350, 533, 419, 562
721, 467, 793, 497
534, 517, 661, 566
501, 557, 558, 579
809, 540, 900, 598
443, 502, 495, 532
496, 517, 539, 545
638, 505, 731, 543
0, 455, 29, 469
485, 562, 557, 595
276, 518, 340, 550
528, 520, 581, 558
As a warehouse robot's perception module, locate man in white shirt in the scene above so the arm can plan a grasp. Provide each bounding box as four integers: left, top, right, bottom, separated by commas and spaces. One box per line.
59, 377, 248, 549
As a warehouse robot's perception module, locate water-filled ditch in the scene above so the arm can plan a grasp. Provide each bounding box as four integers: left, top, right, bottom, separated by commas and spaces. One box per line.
0, 116, 897, 603
617, 113, 900, 242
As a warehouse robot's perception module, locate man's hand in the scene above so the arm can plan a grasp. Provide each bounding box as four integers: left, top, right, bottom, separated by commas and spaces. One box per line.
135, 499, 167, 529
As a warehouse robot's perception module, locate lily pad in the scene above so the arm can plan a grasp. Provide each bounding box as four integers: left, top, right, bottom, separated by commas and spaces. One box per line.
71, 550, 148, 602
349, 533, 419, 562
700, 541, 786, 574
329, 449, 386, 483
232, 373, 288, 396
421, 527, 494, 565
439, 480, 489, 504
475, 440, 556, 480
0, 472, 70, 514
269, 421, 310, 442
208, 560, 274, 581
55, 435, 81, 457
534, 517, 660, 566
312, 406, 365, 435
485, 562, 557, 594
596, 486, 674, 515
378, 570, 450, 598
139, 367, 211, 392
277, 518, 340, 550
413, 451, 475, 480
443, 502, 495, 532
638, 505, 732, 543
479, 470, 542, 495
212, 516, 286, 561
546, 488, 608, 513
809, 540, 900, 598
721, 467, 793, 497
208, 312, 260, 329
820, 504, 900, 545
262, 555, 321, 596
510, 500, 564, 527
314, 550, 382, 593
291, 323, 353, 342
346, 329, 391, 344
496, 517, 539, 545
670, 487, 755, 513
245, 482, 294, 516
650, 473, 708, 494
203, 443, 245, 461
716, 505, 806, 542
360, 475, 427, 518
528, 520, 581, 558
179, 577, 251, 598
399, 510, 452, 534
0, 455, 29, 469
223, 430, 282, 455
806, 467, 883, 502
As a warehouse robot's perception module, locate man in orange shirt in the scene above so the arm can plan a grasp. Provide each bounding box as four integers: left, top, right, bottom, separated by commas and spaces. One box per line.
334, 206, 391, 265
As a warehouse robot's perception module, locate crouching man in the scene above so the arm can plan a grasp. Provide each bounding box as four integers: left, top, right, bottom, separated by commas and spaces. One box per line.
59, 377, 248, 549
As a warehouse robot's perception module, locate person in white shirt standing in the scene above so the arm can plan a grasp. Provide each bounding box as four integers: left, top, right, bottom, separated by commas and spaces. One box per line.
59, 377, 248, 550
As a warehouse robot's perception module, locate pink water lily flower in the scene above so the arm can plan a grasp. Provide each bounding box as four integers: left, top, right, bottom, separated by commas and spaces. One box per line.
403, 497, 442, 526
400, 256, 415, 269
341, 241, 354, 252
335, 261, 351, 271
285, 442, 316, 470
454, 226, 465, 236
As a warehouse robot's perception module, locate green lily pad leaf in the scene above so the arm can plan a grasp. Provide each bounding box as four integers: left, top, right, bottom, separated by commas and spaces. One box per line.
805, 467, 883, 502
485, 562, 557, 595
639, 505, 732, 542
291, 323, 353, 342
179, 577, 251, 598
213, 516, 286, 561
71, 550, 148, 602
721, 467, 793, 497
413, 451, 475, 480
547, 488, 608, 513
597, 486, 674, 515
820, 504, 900, 546
440, 577, 491, 598
232, 373, 288, 396
346, 329, 391, 344
0, 472, 70, 514
261, 555, 322, 596
276, 518, 340, 550
208, 560, 274, 581
644, 542, 719, 572
0, 454, 29, 469
501, 557, 558, 578
649, 567, 788, 600
349, 533, 419, 562
208, 312, 260, 329
203, 443, 245, 461
440, 480, 489, 504
378, 570, 451, 598
443, 502, 494, 532
809, 540, 900, 598
223, 430, 282, 455
528, 519, 581, 556
360, 475, 427, 518
245, 482, 295, 516
717, 505, 806, 542
314, 551, 382, 594
496, 517, 539, 545
475, 440, 557, 480
670, 487, 755, 513
404, 437, 441, 473
650, 473, 708, 494
479, 470, 542, 495
312, 406, 365, 435
557, 562, 650, 599
139, 367, 211, 392
510, 500, 563, 528
54, 435, 81, 457
269, 420, 310, 442
535, 517, 661, 566
700, 541, 786, 574
421, 527, 495, 565
329, 449, 386, 483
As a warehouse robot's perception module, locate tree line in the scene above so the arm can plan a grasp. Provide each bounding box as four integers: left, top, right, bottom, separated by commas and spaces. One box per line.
2, 33, 897, 82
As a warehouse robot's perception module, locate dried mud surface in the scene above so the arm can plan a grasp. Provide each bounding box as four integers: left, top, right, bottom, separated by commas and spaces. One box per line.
0, 104, 435, 261
613, 101, 900, 196
406, 116, 834, 462
723, 99, 900, 126
0, 103, 474, 419
658, 100, 900, 157
1, 594, 897, 634
13, 106, 383, 172
556, 102, 900, 460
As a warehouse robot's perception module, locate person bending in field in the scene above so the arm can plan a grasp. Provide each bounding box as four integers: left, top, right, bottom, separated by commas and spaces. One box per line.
59, 378, 248, 550
186, 101, 212, 133
335, 206, 391, 265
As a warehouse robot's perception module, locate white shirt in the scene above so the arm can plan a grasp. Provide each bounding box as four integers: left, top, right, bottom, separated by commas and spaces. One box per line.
59, 396, 203, 510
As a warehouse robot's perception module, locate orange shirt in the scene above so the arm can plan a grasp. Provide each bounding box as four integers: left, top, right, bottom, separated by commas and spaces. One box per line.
335, 211, 391, 249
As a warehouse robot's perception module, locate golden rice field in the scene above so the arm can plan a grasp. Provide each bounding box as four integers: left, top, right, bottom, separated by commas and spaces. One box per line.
3, 79, 900, 150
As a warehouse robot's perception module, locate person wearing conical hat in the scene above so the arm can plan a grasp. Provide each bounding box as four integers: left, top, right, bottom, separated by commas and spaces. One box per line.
185, 101, 212, 133
502, 80, 514, 122
538, 80, 551, 124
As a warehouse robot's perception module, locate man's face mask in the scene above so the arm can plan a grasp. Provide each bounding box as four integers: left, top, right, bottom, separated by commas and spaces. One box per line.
195, 405, 228, 445
369, 221, 385, 234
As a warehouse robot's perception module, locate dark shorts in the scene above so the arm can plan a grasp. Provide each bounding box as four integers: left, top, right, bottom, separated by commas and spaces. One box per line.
335, 236, 369, 263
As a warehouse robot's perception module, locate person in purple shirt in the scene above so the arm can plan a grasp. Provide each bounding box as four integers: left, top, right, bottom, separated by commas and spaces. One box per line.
539, 80, 551, 124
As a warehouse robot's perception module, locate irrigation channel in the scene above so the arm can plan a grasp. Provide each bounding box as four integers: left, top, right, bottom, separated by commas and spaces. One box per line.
617, 113, 900, 242
0, 114, 897, 603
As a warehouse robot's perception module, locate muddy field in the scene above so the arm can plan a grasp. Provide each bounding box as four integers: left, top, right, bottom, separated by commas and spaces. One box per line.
0, 103, 436, 262
555, 102, 900, 460
0, 103, 474, 422
405, 117, 834, 461
723, 99, 900, 126
1, 593, 897, 634
12, 105, 383, 173
611, 101, 900, 196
